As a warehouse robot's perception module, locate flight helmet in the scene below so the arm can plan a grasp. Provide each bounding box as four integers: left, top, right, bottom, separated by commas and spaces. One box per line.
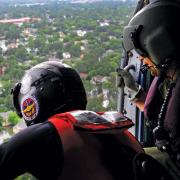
123, 0, 180, 68
11, 61, 87, 126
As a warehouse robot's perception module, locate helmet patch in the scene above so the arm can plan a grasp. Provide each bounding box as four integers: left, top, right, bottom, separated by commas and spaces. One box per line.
21, 96, 39, 121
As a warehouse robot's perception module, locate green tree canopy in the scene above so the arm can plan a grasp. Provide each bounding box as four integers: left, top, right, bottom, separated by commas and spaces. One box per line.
0, 115, 3, 126
8, 111, 21, 126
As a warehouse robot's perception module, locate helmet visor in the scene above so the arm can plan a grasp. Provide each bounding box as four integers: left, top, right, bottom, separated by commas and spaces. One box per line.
123, 24, 146, 57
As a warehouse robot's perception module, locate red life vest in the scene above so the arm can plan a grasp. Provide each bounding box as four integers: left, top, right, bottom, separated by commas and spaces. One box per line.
49, 110, 144, 180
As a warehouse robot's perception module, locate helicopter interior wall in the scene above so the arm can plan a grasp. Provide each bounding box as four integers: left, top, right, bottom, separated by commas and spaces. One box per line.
118, 50, 153, 145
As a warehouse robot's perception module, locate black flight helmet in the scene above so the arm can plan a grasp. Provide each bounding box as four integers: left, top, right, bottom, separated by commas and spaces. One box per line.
123, 0, 180, 68
12, 61, 87, 126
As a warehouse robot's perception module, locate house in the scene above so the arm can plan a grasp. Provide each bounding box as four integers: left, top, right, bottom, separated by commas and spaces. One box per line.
102, 88, 109, 99
100, 21, 109, 27
91, 75, 108, 84
0, 40, 7, 52
88, 88, 99, 97
8, 42, 19, 49
81, 39, 88, 45
48, 56, 61, 62
63, 52, 71, 59
59, 31, 65, 38
0, 17, 41, 26
80, 53, 84, 59
102, 49, 114, 58
22, 28, 37, 37
102, 99, 109, 108
0, 65, 8, 76
0, 17, 31, 24
80, 46, 85, 51
26, 48, 31, 53
76, 30, 87, 37
79, 72, 88, 79
108, 35, 116, 40
0, 83, 3, 96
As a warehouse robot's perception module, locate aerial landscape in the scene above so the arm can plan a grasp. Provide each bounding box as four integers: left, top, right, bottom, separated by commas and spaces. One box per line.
0, 2, 136, 171
0, 0, 136, 122
1, 1, 180, 180
0, 0, 136, 179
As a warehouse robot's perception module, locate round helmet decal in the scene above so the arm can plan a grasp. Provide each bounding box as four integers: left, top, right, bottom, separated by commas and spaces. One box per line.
21, 96, 39, 121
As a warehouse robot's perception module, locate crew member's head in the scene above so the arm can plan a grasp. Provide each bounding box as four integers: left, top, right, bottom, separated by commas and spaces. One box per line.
123, 0, 180, 76
11, 61, 87, 126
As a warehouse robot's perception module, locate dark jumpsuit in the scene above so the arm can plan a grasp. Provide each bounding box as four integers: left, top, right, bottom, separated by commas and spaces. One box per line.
0, 122, 64, 180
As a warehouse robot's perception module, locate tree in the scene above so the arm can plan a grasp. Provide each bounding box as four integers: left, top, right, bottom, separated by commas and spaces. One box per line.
5, 25, 21, 40
49, 41, 63, 52
56, 50, 63, 59
69, 44, 81, 58
33, 36, 46, 49
15, 47, 29, 61
0, 115, 3, 126
0, 47, 2, 56
8, 111, 21, 126
16, 173, 37, 180
106, 38, 122, 50
39, 45, 49, 56
87, 95, 106, 112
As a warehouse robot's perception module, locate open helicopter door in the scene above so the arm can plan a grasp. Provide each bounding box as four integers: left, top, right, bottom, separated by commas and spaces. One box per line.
117, 50, 146, 144
117, 51, 154, 146
117, 0, 154, 146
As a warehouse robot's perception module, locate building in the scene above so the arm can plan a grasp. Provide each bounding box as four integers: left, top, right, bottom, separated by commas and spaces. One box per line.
63, 52, 71, 59
48, 56, 61, 62
79, 72, 88, 79
0, 40, 7, 52
91, 75, 108, 84
99, 21, 109, 27
0, 17, 41, 25
76, 30, 87, 37
0, 65, 8, 76
0, 17, 31, 24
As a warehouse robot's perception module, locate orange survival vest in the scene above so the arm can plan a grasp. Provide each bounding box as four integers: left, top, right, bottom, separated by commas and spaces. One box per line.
49, 110, 144, 180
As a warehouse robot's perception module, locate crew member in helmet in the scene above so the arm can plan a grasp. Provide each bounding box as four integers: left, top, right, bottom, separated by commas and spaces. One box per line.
118, 0, 180, 179
0, 61, 144, 180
